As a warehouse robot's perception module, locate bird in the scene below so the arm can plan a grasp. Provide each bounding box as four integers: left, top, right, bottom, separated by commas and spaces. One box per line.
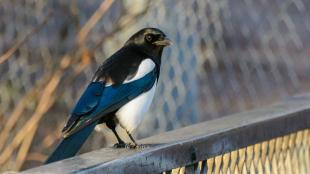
45, 28, 171, 164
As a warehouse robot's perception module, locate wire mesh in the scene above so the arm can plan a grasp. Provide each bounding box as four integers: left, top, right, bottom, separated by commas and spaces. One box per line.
0, 0, 309, 171
166, 129, 310, 174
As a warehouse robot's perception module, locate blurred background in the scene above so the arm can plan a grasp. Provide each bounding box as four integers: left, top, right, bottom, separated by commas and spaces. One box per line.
0, 0, 309, 171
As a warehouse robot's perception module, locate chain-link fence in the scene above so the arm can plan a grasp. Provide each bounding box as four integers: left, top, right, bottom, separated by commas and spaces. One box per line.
0, 0, 309, 171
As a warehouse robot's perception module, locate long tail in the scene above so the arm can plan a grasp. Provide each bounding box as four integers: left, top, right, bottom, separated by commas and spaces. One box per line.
45, 122, 97, 164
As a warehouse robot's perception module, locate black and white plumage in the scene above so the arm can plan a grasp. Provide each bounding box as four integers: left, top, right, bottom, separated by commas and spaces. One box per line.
45, 28, 171, 164
115, 58, 157, 133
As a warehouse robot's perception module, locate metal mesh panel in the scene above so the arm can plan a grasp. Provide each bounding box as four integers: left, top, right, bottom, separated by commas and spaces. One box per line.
0, 0, 310, 171
166, 129, 310, 174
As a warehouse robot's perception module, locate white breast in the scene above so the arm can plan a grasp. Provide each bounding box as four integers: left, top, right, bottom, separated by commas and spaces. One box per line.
116, 59, 157, 133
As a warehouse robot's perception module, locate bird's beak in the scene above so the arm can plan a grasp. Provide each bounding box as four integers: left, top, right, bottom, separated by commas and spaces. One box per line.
153, 38, 172, 46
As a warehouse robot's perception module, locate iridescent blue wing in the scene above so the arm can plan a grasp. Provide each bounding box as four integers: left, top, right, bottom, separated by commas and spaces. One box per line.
62, 69, 157, 138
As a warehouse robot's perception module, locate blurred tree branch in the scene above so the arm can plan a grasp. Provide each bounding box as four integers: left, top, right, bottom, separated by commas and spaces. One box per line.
0, 11, 53, 65
0, 61, 63, 165
77, 0, 115, 46
0, 84, 37, 152
94, 3, 150, 50
0, 0, 117, 170
16, 124, 38, 170
26, 152, 47, 162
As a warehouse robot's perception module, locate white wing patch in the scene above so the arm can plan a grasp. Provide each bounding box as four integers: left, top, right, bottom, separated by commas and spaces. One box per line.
124, 58, 156, 83
116, 58, 156, 133
104, 58, 156, 87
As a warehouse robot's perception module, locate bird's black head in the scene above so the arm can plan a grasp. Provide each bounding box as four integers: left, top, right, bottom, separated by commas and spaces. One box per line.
125, 28, 171, 59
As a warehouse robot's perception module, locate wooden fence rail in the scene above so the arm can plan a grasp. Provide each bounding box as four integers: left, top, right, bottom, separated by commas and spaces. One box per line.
21, 93, 310, 174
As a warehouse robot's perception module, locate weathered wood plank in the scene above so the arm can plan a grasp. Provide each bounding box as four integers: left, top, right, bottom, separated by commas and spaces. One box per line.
21, 93, 310, 174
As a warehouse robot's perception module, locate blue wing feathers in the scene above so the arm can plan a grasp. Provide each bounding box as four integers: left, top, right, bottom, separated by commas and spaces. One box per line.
88, 68, 157, 122
73, 82, 104, 115
62, 68, 157, 137
62, 82, 105, 132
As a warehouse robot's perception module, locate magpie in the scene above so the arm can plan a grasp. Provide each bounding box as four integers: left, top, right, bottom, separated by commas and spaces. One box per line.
45, 28, 171, 164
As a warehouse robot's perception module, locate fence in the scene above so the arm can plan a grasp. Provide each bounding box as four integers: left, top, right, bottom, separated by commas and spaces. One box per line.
19, 93, 310, 173
1, 0, 310, 171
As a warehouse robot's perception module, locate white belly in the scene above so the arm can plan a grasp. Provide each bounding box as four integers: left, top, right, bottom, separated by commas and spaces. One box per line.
116, 83, 156, 133
115, 58, 157, 133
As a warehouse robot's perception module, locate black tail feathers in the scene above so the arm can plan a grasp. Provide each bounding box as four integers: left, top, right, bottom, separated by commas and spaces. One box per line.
45, 122, 97, 164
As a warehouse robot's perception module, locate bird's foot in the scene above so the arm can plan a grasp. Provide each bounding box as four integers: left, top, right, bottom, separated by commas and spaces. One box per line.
134, 144, 149, 149
113, 143, 150, 149
113, 143, 136, 149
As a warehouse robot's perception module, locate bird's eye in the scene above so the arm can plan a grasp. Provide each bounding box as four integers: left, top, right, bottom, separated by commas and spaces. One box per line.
145, 34, 152, 42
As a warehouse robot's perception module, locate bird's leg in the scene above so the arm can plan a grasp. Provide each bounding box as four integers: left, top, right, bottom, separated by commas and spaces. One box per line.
126, 131, 137, 146
106, 119, 129, 148
125, 131, 148, 149
111, 128, 125, 145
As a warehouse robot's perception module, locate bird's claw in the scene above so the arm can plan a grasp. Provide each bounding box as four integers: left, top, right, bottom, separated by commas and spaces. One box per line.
113, 143, 136, 149
135, 144, 149, 149
113, 143, 149, 149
